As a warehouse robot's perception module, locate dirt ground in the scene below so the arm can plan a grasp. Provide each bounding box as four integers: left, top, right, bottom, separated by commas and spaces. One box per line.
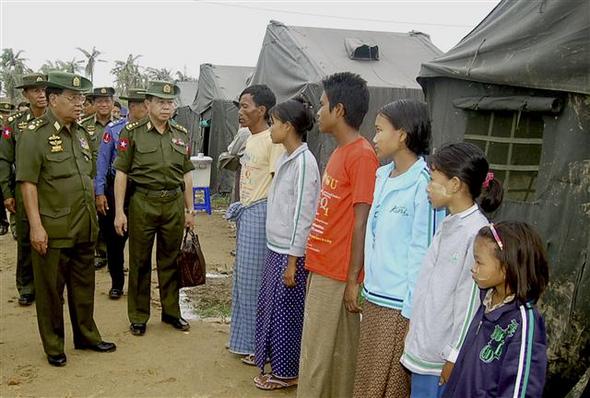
0, 210, 295, 398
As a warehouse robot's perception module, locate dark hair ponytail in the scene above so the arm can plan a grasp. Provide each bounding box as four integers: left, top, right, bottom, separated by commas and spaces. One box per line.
269, 96, 315, 138
429, 142, 504, 213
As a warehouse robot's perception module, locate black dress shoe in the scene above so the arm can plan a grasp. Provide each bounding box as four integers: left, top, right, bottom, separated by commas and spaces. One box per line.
161, 315, 190, 331
75, 341, 116, 352
47, 353, 67, 367
130, 323, 146, 336
18, 294, 35, 306
94, 258, 107, 270
0, 224, 8, 236
108, 288, 123, 299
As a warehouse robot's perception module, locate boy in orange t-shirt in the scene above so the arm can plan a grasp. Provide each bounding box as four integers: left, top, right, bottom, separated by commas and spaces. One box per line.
297, 72, 379, 397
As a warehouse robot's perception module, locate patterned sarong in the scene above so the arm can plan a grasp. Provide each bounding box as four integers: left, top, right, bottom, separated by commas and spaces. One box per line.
226, 200, 268, 354
255, 250, 307, 378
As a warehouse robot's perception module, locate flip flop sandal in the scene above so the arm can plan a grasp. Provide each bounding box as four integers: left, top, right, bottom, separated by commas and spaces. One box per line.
253, 373, 271, 386
240, 354, 256, 366
255, 374, 298, 391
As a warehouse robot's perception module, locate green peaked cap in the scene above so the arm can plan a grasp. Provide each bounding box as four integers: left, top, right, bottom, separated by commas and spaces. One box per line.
16, 73, 48, 89
146, 81, 180, 99
45, 71, 92, 92
90, 86, 115, 97
120, 88, 146, 102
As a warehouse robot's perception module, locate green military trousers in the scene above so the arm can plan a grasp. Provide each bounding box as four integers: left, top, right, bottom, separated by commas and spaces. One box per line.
31, 241, 102, 356
127, 191, 184, 324
15, 187, 34, 296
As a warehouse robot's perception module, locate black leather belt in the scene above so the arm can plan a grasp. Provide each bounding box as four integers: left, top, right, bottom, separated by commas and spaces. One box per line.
134, 186, 182, 198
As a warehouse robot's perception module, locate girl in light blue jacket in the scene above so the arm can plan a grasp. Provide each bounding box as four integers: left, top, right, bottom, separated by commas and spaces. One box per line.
353, 100, 442, 398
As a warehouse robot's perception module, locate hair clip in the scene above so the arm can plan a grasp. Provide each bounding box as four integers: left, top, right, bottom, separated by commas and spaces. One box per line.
482, 171, 495, 189
488, 223, 503, 251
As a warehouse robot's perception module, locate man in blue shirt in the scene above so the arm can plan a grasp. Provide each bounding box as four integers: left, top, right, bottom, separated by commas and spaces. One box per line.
95, 88, 147, 299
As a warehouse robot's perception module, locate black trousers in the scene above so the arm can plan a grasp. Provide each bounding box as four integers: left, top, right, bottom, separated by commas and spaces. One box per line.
98, 181, 128, 290
0, 191, 8, 226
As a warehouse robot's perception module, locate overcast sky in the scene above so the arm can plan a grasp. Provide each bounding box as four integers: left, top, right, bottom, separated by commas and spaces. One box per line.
1, 0, 498, 86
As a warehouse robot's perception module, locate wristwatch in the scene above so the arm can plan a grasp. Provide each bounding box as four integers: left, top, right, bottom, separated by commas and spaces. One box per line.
185, 208, 196, 216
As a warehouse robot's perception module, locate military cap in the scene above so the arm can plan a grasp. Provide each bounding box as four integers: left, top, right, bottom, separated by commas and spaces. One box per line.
120, 88, 146, 102
16, 73, 48, 89
46, 71, 92, 92
91, 86, 115, 97
146, 81, 180, 100
0, 99, 15, 112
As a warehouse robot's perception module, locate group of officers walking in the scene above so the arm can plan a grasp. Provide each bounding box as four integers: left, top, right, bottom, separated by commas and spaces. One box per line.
0, 71, 195, 366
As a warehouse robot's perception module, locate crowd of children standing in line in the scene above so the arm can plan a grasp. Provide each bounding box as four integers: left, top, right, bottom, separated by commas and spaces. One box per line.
227, 71, 549, 398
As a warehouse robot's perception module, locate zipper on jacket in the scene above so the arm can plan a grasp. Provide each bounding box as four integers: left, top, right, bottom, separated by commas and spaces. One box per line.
475, 320, 483, 335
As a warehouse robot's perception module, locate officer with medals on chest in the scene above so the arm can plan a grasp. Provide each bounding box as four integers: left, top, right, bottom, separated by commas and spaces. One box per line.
113, 81, 195, 336
0, 73, 48, 306
16, 71, 116, 367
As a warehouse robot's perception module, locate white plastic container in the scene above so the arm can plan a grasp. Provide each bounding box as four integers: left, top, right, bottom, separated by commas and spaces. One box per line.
190, 153, 213, 187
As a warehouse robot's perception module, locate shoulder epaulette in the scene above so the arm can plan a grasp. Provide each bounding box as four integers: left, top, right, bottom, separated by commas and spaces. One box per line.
80, 115, 95, 124
170, 120, 188, 134
125, 118, 148, 131
26, 116, 48, 132
7, 111, 26, 123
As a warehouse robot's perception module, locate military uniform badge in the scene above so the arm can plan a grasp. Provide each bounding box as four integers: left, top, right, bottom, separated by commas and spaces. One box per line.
48, 133, 63, 152
2, 127, 11, 140
118, 138, 129, 151
79, 137, 90, 151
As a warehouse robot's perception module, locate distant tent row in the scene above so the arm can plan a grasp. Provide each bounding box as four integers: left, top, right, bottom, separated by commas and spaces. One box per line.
192, 64, 254, 193
417, 0, 589, 394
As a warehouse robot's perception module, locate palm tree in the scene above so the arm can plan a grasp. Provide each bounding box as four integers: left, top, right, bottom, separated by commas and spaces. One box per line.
111, 54, 144, 94
146, 67, 173, 81
56, 57, 84, 74
76, 46, 106, 82
40, 60, 60, 74
0, 48, 30, 101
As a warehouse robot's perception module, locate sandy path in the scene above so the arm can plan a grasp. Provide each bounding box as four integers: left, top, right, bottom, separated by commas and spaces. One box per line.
0, 211, 295, 397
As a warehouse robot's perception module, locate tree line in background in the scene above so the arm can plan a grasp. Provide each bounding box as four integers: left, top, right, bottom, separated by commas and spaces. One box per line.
0, 47, 196, 103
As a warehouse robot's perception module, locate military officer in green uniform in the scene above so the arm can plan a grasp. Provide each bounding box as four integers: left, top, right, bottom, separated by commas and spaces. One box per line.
80, 86, 115, 150
0, 99, 15, 236
0, 73, 48, 306
80, 86, 115, 270
0, 99, 15, 118
113, 80, 195, 336
17, 71, 116, 367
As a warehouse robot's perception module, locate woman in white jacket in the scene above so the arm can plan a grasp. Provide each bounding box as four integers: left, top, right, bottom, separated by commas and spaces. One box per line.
253, 97, 320, 391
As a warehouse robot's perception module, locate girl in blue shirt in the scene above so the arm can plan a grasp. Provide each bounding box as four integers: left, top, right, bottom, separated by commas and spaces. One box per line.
353, 99, 441, 397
